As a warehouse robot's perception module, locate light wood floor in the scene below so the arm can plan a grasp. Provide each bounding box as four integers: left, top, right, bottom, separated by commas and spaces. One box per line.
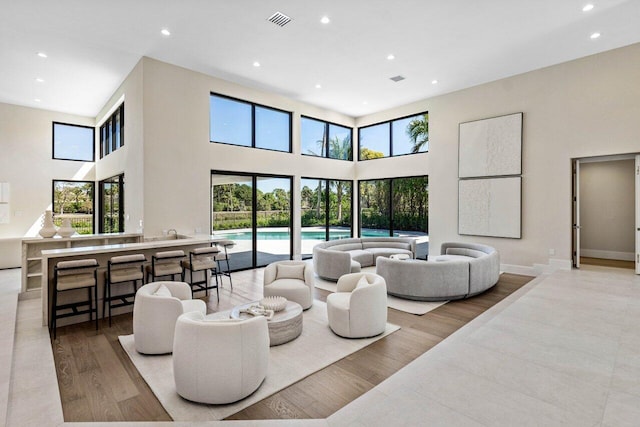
51, 270, 533, 422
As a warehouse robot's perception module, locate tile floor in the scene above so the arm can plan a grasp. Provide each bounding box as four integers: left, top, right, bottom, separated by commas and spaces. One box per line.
1, 265, 639, 426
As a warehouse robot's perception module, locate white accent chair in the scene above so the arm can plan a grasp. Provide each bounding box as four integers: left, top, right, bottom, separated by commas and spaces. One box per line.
133, 281, 206, 355
326, 272, 387, 338
263, 260, 314, 310
173, 311, 269, 404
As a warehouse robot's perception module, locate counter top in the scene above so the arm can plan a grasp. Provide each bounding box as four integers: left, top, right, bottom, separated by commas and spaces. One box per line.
40, 234, 226, 259
22, 232, 143, 243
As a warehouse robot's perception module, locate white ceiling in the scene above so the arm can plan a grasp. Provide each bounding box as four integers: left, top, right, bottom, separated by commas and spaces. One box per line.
1, 0, 640, 119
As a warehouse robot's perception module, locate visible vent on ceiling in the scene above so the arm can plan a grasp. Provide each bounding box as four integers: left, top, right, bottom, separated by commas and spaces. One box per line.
268, 12, 292, 27
390, 75, 406, 82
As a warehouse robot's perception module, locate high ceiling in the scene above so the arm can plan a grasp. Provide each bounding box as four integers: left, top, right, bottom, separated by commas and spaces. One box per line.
1, 0, 639, 118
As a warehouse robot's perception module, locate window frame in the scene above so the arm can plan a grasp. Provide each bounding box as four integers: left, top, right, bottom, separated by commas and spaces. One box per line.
51, 179, 96, 234
301, 176, 354, 246
99, 103, 125, 159
210, 170, 294, 270
357, 111, 429, 161
300, 116, 353, 161
98, 173, 125, 233
357, 174, 429, 237
209, 93, 292, 153
52, 121, 95, 162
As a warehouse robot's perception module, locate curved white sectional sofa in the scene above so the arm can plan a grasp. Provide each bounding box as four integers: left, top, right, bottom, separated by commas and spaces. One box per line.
313, 237, 416, 281
376, 242, 500, 301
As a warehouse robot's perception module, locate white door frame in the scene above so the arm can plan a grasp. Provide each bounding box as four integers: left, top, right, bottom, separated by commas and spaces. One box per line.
572, 160, 581, 268
573, 153, 639, 273
636, 155, 640, 274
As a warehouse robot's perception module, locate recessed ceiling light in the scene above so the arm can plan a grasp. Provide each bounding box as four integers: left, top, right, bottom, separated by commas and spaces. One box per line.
35, 78, 44, 83
161, 28, 171, 36
253, 61, 261, 67
37, 52, 47, 58
590, 32, 601, 39
315, 84, 322, 89
320, 16, 330, 24
431, 79, 438, 85
362, 101, 368, 105
582, 4, 594, 12
34, 98, 41, 102
387, 54, 395, 60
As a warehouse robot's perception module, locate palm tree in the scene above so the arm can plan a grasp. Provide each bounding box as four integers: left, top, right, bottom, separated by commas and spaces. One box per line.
328, 135, 352, 221
407, 113, 429, 153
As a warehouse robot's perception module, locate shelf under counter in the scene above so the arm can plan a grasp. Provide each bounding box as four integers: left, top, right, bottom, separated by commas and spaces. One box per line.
40, 235, 229, 329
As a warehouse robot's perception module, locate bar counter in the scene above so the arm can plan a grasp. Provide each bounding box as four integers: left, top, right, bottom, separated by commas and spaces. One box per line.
41, 234, 228, 328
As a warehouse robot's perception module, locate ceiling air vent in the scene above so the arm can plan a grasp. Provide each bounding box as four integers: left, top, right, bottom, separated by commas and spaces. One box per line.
268, 12, 292, 27
390, 75, 406, 82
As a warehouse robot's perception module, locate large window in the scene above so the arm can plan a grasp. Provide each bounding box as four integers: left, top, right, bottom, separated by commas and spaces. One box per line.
359, 176, 429, 258
99, 174, 124, 233
301, 178, 353, 258
301, 117, 352, 160
210, 94, 291, 153
211, 172, 292, 270
52, 122, 95, 162
52, 180, 95, 234
99, 104, 124, 158
358, 112, 428, 160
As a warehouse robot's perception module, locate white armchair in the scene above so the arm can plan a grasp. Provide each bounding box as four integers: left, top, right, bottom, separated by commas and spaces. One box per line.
173, 311, 269, 404
263, 260, 314, 310
326, 272, 387, 338
133, 281, 207, 354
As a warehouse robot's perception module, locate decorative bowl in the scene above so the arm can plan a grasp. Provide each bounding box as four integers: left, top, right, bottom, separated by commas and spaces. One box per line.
260, 296, 287, 312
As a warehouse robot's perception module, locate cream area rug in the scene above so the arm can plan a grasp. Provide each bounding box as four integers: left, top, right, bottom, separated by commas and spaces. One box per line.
314, 267, 447, 315
119, 300, 399, 421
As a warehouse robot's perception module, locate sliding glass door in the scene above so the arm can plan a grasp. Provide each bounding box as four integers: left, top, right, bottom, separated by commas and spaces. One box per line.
99, 174, 124, 233
301, 177, 353, 258
359, 175, 429, 259
211, 171, 292, 270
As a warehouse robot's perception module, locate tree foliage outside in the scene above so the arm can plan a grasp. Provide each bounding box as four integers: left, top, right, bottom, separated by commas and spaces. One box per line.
53, 181, 94, 234
301, 179, 352, 228
360, 176, 428, 233
407, 113, 429, 153
212, 183, 291, 231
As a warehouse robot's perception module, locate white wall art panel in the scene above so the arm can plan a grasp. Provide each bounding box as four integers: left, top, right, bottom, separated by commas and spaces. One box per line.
458, 177, 521, 238
459, 113, 522, 178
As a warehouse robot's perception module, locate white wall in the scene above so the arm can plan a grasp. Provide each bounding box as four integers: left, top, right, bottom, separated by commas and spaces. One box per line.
579, 159, 635, 260
139, 58, 356, 256
0, 103, 94, 268
95, 60, 145, 235
356, 43, 640, 274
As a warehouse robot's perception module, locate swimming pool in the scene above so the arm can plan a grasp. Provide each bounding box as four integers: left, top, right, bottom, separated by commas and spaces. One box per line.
214, 228, 397, 240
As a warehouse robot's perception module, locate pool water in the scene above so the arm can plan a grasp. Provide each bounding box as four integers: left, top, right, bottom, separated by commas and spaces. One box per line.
215, 229, 395, 240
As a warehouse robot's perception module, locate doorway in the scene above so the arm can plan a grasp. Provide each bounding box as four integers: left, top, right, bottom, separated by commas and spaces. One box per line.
572, 155, 638, 272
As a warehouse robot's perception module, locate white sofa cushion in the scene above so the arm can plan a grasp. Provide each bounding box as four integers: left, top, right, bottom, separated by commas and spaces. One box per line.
276, 263, 305, 280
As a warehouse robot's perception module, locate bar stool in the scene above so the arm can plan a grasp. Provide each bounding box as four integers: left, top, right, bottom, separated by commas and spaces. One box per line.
146, 250, 185, 282
181, 246, 220, 300
51, 258, 99, 339
214, 240, 235, 290
104, 253, 146, 326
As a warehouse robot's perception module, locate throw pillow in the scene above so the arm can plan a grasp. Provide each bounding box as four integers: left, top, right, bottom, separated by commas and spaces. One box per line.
154, 284, 172, 297
354, 275, 369, 290
276, 263, 305, 280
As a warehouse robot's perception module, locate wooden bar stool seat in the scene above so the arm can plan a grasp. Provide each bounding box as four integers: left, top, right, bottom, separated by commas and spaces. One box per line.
104, 253, 146, 326
181, 246, 220, 300
52, 258, 99, 338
